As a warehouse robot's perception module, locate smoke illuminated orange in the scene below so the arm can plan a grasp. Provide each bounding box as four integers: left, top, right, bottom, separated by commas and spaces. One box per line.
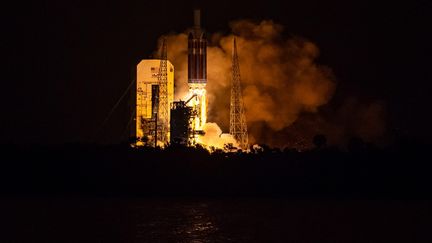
161, 19, 336, 148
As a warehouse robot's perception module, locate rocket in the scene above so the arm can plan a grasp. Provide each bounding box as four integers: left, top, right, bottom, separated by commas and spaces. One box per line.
188, 9, 207, 86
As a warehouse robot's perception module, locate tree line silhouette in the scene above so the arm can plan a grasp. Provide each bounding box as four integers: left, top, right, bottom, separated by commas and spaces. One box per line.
0, 135, 431, 198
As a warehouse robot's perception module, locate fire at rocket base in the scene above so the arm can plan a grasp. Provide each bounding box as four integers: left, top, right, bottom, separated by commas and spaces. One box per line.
187, 9, 207, 138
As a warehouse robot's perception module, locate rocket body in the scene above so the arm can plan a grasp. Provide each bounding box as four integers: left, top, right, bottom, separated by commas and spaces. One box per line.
187, 9, 207, 134
188, 10, 207, 87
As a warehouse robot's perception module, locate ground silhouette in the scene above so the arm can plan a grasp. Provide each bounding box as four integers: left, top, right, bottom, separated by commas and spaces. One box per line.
0, 137, 431, 198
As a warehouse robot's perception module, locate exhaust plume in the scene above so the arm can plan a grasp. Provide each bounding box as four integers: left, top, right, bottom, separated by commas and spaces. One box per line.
161, 20, 336, 147
198, 123, 238, 150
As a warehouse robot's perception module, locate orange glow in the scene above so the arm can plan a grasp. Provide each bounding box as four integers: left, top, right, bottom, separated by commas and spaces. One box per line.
161, 19, 336, 148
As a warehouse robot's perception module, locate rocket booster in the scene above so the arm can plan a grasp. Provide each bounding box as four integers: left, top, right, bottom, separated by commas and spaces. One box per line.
188, 9, 207, 85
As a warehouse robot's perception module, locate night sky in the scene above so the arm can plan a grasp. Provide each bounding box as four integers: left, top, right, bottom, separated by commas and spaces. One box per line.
3, 0, 431, 145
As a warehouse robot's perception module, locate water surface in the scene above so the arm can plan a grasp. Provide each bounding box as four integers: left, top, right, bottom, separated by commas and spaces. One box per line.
1, 198, 430, 242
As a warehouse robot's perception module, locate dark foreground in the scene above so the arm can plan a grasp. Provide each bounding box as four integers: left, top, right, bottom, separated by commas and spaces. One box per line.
1, 198, 431, 242
1, 141, 432, 242
0, 140, 431, 198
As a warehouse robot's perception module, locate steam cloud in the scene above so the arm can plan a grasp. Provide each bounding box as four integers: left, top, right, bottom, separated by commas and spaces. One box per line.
159, 20, 385, 148
198, 123, 239, 150
160, 20, 335, 146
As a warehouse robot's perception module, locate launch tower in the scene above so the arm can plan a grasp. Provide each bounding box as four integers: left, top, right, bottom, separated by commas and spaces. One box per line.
229, 38, 249, 150
136, 58, 174, 146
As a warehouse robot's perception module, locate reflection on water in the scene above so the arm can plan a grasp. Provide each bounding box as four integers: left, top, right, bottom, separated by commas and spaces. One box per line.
2, 199, 428, 242
132, 199, 431, 243
174, 203, 218, 241
135, 202, 222, 242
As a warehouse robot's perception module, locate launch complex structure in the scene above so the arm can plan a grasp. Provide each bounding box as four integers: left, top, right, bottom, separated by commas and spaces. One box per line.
135, 10, 248, 150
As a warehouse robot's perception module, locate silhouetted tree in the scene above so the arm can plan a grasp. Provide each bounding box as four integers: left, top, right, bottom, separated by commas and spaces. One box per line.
313, 134, 327, 149
348, 136, 366, 152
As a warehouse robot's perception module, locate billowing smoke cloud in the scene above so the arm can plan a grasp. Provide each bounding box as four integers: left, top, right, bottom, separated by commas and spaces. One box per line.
158, 20, 385, 148
159, 20, 335, 147
209, 20, 336, 145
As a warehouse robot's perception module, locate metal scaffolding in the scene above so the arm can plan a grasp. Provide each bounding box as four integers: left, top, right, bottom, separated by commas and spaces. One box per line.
229, 38, 249, 150
157, 38, 169, 145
